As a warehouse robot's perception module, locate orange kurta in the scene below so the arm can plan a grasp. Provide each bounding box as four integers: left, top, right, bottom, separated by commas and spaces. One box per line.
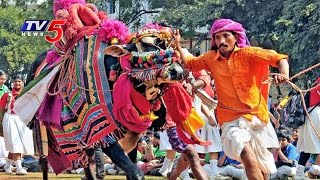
185, 46, 288, 125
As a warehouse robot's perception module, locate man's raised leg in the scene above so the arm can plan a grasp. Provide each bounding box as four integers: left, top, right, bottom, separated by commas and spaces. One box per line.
240, 144, 264, 180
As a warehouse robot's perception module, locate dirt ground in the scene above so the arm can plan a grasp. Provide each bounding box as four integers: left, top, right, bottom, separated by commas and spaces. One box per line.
0, 172, 164, 180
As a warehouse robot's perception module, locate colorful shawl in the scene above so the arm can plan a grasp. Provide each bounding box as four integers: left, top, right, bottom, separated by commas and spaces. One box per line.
52, 35, 119, 161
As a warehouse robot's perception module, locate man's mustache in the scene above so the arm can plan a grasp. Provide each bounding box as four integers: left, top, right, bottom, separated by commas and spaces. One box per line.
219, 44, 228, 48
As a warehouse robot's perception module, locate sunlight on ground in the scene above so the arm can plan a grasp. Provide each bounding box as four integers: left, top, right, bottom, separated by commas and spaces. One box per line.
0, 172, 164, 180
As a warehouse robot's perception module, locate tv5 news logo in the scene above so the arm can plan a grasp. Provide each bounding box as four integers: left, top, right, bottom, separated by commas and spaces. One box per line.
20, 20, 66, 43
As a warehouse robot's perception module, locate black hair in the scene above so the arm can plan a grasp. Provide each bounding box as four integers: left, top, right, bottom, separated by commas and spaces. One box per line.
146, 130, 154, 136
0, 70, 7, 76
13, 74, 23, 81
288, 90, 297, 96
153, 132, 160, 139
277, 126, 292, 141
138, 137, 145, 143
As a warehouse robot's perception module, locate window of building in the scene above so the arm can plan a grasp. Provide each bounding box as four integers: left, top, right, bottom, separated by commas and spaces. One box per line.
109, 0, 116, 14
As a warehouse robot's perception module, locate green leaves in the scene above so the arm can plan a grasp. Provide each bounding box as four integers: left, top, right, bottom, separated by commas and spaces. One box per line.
0, 4, 51, 75
274, 0, 320, 79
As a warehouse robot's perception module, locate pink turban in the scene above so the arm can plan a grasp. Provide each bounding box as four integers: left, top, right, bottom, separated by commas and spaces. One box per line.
209, 18, 250, 49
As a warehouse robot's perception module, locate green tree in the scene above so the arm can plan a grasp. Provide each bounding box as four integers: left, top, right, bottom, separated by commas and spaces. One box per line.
275, 0, 320, 79
118, 0, 160, 30
0, 3, 52, 75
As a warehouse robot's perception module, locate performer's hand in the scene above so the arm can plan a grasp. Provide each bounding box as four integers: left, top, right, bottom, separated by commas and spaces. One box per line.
270, 115, 280, 128
273, 73, 288, 84
173, 29, 181, 47
182, 81, 193, 95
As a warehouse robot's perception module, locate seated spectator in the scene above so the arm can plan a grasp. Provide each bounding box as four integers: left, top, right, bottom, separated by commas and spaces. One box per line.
216, 151, 246, 180
308, 154, 320, 178
271, 127, 299, 179
291, 128, 299, 147
22, 155, 40, 172
136, 132, 165, 175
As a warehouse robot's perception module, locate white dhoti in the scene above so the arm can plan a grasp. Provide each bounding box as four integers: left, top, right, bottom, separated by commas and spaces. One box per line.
221, 116, 279, 174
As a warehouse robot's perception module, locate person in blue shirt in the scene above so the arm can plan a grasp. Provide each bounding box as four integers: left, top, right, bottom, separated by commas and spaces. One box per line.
217, 152, 246, 179
271, 127, 299, 179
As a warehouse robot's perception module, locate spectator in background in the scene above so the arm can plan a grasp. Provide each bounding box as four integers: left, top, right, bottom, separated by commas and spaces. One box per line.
296, 77, 320, 179
0, 70, 9, 97
0, 70, 9, 169
271, 127, 298, 179
136, 133, 165, 175
0, 74, 34, 175
291, 128, 299, 147
217, 151, 246, 180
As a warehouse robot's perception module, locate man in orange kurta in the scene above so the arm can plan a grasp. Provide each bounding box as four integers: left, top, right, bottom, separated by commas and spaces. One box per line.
175, 19, 289, 180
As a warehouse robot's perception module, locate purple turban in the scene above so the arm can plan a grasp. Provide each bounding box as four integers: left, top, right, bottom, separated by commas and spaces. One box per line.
209, 19, 250, 49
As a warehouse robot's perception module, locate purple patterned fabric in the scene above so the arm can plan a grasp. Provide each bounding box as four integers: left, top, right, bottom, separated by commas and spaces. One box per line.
167, 127, 187, 153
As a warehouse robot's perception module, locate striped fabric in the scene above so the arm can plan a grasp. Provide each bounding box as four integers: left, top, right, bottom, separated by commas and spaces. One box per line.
52, 35, 122, 161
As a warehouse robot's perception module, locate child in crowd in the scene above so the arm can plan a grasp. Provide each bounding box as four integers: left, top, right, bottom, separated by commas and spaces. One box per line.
217, 152, 246, 180
271, 127, 299, 179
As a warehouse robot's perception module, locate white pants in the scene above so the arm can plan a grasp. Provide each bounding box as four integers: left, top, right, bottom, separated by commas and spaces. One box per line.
221, 116, 279, 174
220, 165, 246, 180
271, 166, 297, 179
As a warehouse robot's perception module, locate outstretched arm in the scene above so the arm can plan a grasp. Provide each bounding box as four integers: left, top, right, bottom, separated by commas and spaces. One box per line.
173, 29, 187, 64
274, 59, 289, 84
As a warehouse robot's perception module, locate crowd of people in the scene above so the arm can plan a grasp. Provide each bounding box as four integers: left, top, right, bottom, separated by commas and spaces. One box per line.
0, 16, 319, 180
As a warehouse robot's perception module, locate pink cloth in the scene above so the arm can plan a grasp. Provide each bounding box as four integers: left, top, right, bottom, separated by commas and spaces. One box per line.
45, 50, 62, 68
210, 18, 250, 49
112, 74, 152, 133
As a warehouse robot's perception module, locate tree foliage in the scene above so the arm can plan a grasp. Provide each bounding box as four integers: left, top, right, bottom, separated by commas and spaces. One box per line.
0, 1, 52, 76
275, 0, 320, 78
